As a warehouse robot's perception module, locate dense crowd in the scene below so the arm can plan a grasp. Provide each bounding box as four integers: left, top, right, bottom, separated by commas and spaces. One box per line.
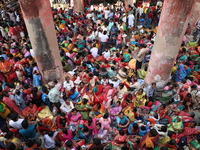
0, 0, 200, 150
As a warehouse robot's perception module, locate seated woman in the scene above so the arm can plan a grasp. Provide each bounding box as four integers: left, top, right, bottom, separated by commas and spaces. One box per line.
121, 93, 134, 109
109, 101, 122, 120
110, 130, 127, 150
160, 84, 177, 105
116, 112, 130, 130
99, 113, 112, 132
123, 107, 137, 122
167, 116, 183, 133
117, 68, 128, 81
134, 88, 146, 108
68, 88, 80, 103
55, 128, 73, 142
82, 84, 94, 105
88, 138, 105, 150
76, 126, 92, 144
37, 121, 51, 134
128, 122, 140, 135
68, 108, 82, 129
102, 84, 117, 108
36, 103, 57, 131
127, 135, 141, 150
93, 82, 104, 104
93, 123, 109, 144
92, 103, 106, 119
31, 87, 43, 107
114, 83, 127, 103
139, 129, 159, 149
22, 102, 38, 121
76, 98, 91, 120
82, 117, 96, 133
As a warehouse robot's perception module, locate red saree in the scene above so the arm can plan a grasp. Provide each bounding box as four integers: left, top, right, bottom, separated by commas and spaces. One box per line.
22, 104, 38, 120
0, 60, 17, 82
93, 85, 104, 104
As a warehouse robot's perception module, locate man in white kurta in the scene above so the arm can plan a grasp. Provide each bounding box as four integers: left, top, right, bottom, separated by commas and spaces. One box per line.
128, 13, 135, 29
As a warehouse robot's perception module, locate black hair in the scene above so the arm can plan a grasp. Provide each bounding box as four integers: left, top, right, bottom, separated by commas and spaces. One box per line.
132, 123, 139, 130
71, 108, 77, 112
88, 117, 92, 126
160, 146, 168, 150
25, 139, 36, 148
62, 128, 68, 134
161, 126, 167, 132
103, 113, 109, 119
1, 125, 9, 132
149, 129, 157, 137
60, 112, 65, 117
153, 113, 158, 119
22, 120, 29, 129
5, 131, 14, 139
65, 140, 73, 148
48, 131, 54, 137
10, 113, 18, 121
83, 126, 89, 132
93, 138, 101, 146
119, 130, 125, 136
42, 86, 48, 93
6, 142, 16, 150
140, 126, 146, 131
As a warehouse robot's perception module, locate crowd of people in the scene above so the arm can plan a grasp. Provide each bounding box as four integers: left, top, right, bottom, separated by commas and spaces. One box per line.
0, 0, 200, 150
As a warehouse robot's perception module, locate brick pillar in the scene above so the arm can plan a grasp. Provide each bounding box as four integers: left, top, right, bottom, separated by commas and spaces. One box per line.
19, 0, 63, 83
74, 0, 84, 13
144, 0, 196, 88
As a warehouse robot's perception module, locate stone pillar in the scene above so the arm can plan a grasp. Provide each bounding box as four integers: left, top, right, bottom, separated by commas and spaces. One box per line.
190, 0, 200, 29
19, 0, 63, 83
144, 0, 196, 88
74, 0, 84, 13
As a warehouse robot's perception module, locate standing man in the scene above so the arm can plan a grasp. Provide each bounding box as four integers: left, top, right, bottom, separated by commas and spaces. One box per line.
146, 10, 153, 29
99, 31, 109, 55
128, 13, 135, 29
90, 44, 98, 58
136, 44, 147, 71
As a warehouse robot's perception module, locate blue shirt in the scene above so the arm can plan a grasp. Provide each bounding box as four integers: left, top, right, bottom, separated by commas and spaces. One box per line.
0, 54, 7, 60
19, 124, 36, 140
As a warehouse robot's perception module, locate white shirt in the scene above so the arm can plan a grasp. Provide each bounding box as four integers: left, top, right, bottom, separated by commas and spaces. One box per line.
104, 10, 110, 19
103, 51, 110, 59
60, 101, 74, 113
90, 47, 98, 58
99, 34, 109, 42
44, 132, 58, 149
108, 79, 120, 88
9, 119, 24, 129
63, 80, 74, 91
86, 13, 92, 19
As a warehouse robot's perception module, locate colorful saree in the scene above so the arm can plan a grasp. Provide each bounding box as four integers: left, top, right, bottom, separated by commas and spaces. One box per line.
110, 134, 127, 150
76, 102, 91, 120
0, 60, 16, 82
134, 92, 146, 107
0, 102, 10, 119
109, 105, 122, 120
22, 104, 38, 120
68, 112, 82, 126
37, 106, 57, 130
92, 104, 106, 118
139, 133, 159, 149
